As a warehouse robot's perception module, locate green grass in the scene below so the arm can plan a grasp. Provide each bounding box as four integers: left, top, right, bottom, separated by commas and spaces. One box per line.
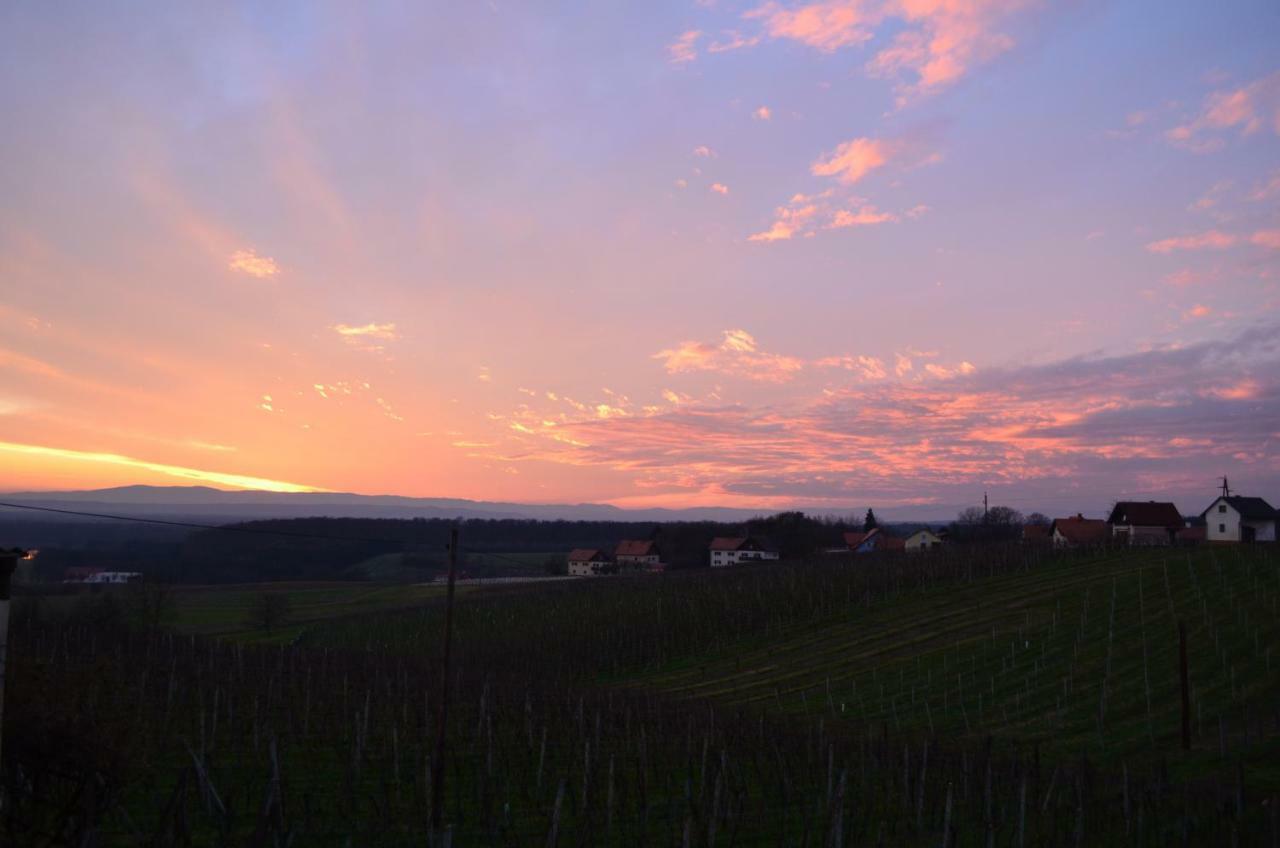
626, 546, 1280, 782
168, 581, 449, 642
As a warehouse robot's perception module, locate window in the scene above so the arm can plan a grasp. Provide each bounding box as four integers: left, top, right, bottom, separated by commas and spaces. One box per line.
1219, 524, 1225, 533
1218, 504, 1226, 513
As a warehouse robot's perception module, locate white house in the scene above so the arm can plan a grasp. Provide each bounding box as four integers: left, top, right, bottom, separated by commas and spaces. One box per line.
84, 571, 143, 584
709, 537, 780, 567
904, 528, 943, 552
567, 548, 613, 576
1106, 501, 1182, 546
1201, 496, 1276, 543
615, 539, 661, 571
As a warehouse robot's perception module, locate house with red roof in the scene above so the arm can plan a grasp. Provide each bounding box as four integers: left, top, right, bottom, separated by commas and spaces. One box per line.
615, 539, 661, 571
709, 537, 779, 567
1050, 515, 1109, 548
567, 548, 614, 577
1107, 501, 1183, 546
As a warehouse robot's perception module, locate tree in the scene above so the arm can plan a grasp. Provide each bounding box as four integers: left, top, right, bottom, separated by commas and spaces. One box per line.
246, 593, 291, 633
863, 509, 879, 532
1026, 512, 1050, 527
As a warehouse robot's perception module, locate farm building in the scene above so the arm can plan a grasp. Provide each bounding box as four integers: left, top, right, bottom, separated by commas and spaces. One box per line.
567, 548, 614, 577
1107, 501, 1182, 546
1050, 515, 1108, 548
834, 529, 909, 553
1201, 495, 1277, 543
839, 529, 881, 554
615, 539, 661, 570
1022, 524, 1050, 544
709, 537, 780, 567
904, 528, 943, 552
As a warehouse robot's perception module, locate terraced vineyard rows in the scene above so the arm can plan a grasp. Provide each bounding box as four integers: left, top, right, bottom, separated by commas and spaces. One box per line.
635, 547, 1280, 778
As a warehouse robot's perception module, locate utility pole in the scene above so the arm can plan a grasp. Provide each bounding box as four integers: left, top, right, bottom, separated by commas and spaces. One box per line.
1220, 476, 1230, 498
431, 525, 459, 846
0, 548, 24, 773
983, 491, 989, 520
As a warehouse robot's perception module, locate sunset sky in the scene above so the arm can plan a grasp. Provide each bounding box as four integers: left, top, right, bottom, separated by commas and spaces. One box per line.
2, 2, 1279, 516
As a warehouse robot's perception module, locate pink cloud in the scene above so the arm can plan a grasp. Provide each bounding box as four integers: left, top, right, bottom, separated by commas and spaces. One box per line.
828, 204, 897, 228
693, 145, 717, 158
491, 326, 1280, 509
1250, 230, 1280, 250
1167, 71, 1280, 151
668, 29, 701, 64
750, 191, 910, 241
745, 1, 878, 51
753, 105, 773, 120
227, 249, 279, 278
708, 30, 763, 52
811, 136, 892, 184
739, 0, 1030, 102
710, 182, 730, 195
1145, 230, 1238, 253
653, 329, 804, 382
1247, 170, 1280, 202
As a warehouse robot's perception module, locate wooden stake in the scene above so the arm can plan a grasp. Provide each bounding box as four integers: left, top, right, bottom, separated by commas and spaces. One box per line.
1179, 620, 1191, 752
431, 525, 460, 839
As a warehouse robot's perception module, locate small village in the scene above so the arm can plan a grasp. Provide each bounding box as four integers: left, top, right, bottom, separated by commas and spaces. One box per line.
566, 485, 1279, 576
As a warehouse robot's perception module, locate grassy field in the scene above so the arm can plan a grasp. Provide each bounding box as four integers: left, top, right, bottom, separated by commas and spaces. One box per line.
167, 581, 450, 643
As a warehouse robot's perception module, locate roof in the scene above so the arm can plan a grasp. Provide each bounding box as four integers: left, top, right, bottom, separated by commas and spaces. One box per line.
1050, 516, 1109, 545
842, 529, 879, 548
567, 548, 609, 562
1203, 495, 1277, 521
906, 528, 940, 540
1176, 526, 1206, 542
709, 537, 747, 551
1107, 501, 1182, 528
615, 539, 657, 557
881, 535, 906, 551
1022, 525, 1050, 541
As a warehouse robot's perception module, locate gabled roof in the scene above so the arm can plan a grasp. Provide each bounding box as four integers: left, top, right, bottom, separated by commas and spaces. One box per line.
1202, 495, 1277, 521
567, 548, 609, 562
709, 536, 747, 551
842, 528, 880, 548
1107, 501, 1182, 528
1050, 516, 1109, 545
906, 528, 940, 541
615, 539, 658, 557
881, 535, 906, 551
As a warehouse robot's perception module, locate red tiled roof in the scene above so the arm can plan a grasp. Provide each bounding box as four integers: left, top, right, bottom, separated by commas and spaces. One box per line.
881, 535, 906, 550
709, 537, 747, 551
1022, 525, 1050, 541
1108, 501, 1182, 528
568, 548, 608, 562
1051, 516, 1109, 545
616, 539, 657, 557
842, 529, 879, 548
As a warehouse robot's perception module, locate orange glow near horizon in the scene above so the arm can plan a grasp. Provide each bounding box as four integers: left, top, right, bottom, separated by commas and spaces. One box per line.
1, 5, 1277, 515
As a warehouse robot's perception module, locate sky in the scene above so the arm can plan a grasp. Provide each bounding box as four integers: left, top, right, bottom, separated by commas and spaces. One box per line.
1, 1, 1279, 518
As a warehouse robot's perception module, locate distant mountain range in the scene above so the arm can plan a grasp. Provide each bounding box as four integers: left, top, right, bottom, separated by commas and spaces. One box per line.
0, 485, 855, 524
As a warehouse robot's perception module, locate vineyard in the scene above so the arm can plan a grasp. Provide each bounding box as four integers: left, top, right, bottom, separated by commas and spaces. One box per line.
4, 544, 1279, 845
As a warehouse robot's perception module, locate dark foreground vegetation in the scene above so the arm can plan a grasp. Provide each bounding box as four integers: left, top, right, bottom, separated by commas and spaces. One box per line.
4, 543, 1279, 845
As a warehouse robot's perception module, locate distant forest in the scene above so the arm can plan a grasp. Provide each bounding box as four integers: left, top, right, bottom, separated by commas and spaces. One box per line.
7, 508, 1028, 584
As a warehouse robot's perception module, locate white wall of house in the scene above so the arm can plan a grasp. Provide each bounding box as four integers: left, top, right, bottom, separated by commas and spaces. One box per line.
569, 559, 607, 576
905, 530, 941, 551
1207, 499, 1242, 542
1204, 498, 1277, 542
711, 549, 779, 567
